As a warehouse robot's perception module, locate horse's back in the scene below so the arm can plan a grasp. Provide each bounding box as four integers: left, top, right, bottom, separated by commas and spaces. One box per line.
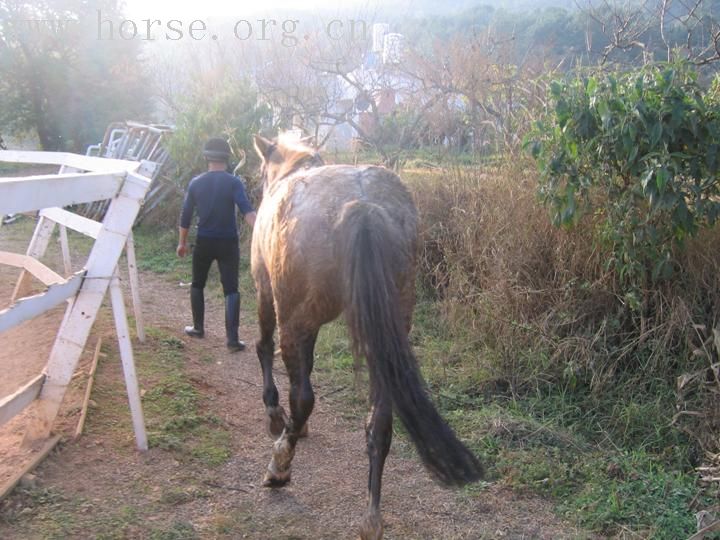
293, 165, 414, 217
288, 164, 417, 257
253, 164, 417, 325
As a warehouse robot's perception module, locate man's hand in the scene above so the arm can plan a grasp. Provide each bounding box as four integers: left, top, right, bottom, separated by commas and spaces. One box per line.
244, 211, 257, 228
177, 226, 190, 257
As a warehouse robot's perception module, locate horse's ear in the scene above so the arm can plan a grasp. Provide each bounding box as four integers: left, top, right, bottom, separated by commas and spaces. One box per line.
253, 135, 273, 161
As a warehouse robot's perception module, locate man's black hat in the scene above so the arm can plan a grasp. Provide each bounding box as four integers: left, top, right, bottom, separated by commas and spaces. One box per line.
203, 137, 232, 162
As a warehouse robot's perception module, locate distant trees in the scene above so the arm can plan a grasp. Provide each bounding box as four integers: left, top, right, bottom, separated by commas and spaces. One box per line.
576, 0, 720, 66
255, 39, 349, 148
254, 24, 441, 166
0, 0, 151, 151
249, 16, 550, 164
397, 1, 720, 69
401, 29, 548, 153
388, 1, 720, 158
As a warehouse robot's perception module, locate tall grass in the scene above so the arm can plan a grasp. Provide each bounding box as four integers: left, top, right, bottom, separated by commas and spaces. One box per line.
406, 157, 720, 452
401, 157, 720, 535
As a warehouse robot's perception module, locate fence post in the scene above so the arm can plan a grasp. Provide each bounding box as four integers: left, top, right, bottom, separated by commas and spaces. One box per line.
23, 171, 149, 445
11, 216, 56, 302
125, 232, 145, 342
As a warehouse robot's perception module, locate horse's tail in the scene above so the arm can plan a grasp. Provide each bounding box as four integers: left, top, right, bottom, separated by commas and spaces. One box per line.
337, 200, 484, 487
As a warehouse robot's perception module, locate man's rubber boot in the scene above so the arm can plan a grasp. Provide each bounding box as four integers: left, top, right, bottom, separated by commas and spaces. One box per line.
225, 292, 245, 352
184, 286, 205, 338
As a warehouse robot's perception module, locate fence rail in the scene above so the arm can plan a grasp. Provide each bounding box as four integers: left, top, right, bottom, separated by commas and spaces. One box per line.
0, 149, 150, 451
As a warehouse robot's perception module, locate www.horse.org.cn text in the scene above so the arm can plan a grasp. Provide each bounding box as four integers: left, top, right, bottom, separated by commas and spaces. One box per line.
95, 11, 370, 46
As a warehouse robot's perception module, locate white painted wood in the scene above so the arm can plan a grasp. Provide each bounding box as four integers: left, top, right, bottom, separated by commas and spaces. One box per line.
21, 256, 64, 285
109, 273, 148, 451
58, 164, 80, 174
0, 251, 64, 286
0, 150, 138, 174
104, 172, 151, 228
39, 208, 101, 239
3, 244, 67, 306
0, 374, 46, 427
25, 217, 56, 261
125, 232, 145, 342
137, 160, 158, 179
59, 225, 71, 276
0, 251, 34, 269
1, 151, 152, 450
38, 210, 148, 350
25, 169, 150, 444
0, 272, 84, 333
11, 217, 55, 302
0, 171, 125, 215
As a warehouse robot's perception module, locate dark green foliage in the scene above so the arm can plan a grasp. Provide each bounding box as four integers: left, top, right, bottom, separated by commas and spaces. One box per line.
164, 76, 272, 191
558, 452, 708, 539
527, 62, 720, 292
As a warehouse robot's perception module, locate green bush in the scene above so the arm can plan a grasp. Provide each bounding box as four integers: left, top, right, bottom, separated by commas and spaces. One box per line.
165, 76, 272, 191
526, 62, 720, 294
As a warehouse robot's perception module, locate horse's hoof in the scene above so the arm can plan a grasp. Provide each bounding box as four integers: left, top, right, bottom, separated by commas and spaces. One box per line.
262, 470, 291, 488
266, 406, 288, 438
359, 512, 383, 540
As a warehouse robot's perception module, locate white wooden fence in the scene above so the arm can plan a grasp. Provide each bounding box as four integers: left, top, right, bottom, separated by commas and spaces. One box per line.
0, 150, 152, 451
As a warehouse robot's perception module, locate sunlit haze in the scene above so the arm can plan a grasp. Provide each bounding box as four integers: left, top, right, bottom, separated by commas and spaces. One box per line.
122, 0, 367, 18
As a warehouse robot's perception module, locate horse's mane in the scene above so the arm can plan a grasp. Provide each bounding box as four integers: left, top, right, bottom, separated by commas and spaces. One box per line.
271, 133, 324, 181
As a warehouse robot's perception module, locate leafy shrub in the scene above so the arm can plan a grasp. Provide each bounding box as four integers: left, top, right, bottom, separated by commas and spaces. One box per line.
526, 62, 720, 294
164, 76, 272, 191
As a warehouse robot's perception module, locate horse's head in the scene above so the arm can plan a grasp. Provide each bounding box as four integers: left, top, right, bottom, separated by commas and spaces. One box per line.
253, 133, 324, 191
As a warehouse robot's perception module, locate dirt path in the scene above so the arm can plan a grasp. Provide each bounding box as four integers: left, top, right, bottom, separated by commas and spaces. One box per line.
0, 230, 91, 497
0, 264, 589, 539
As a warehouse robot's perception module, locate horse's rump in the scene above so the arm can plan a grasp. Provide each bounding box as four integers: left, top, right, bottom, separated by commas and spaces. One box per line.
253, 164, 417, 322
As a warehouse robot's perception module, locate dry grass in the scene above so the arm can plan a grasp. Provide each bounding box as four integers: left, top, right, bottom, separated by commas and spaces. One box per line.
404, 160, 720, 532
405, 157, 720, 405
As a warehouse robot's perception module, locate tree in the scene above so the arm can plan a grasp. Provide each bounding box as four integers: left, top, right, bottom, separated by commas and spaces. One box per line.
255, 40, 348, 148
164, 74, 272, 190
0, 0, 151, 151
400, 28, 549, 153
252, 17, 550, 164
577, 0, 720, 66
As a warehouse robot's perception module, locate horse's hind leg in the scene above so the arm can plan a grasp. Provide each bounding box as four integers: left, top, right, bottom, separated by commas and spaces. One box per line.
358, 278, 411, 538
359, 388, 392, 540
256, 285, 286, 438
263, 326, 318, 487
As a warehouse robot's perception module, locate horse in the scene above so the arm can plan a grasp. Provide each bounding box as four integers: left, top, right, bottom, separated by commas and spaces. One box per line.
250, 133, 484, 539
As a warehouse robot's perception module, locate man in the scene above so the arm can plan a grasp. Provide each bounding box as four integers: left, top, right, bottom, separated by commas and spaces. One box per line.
177, 137, 256, 352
